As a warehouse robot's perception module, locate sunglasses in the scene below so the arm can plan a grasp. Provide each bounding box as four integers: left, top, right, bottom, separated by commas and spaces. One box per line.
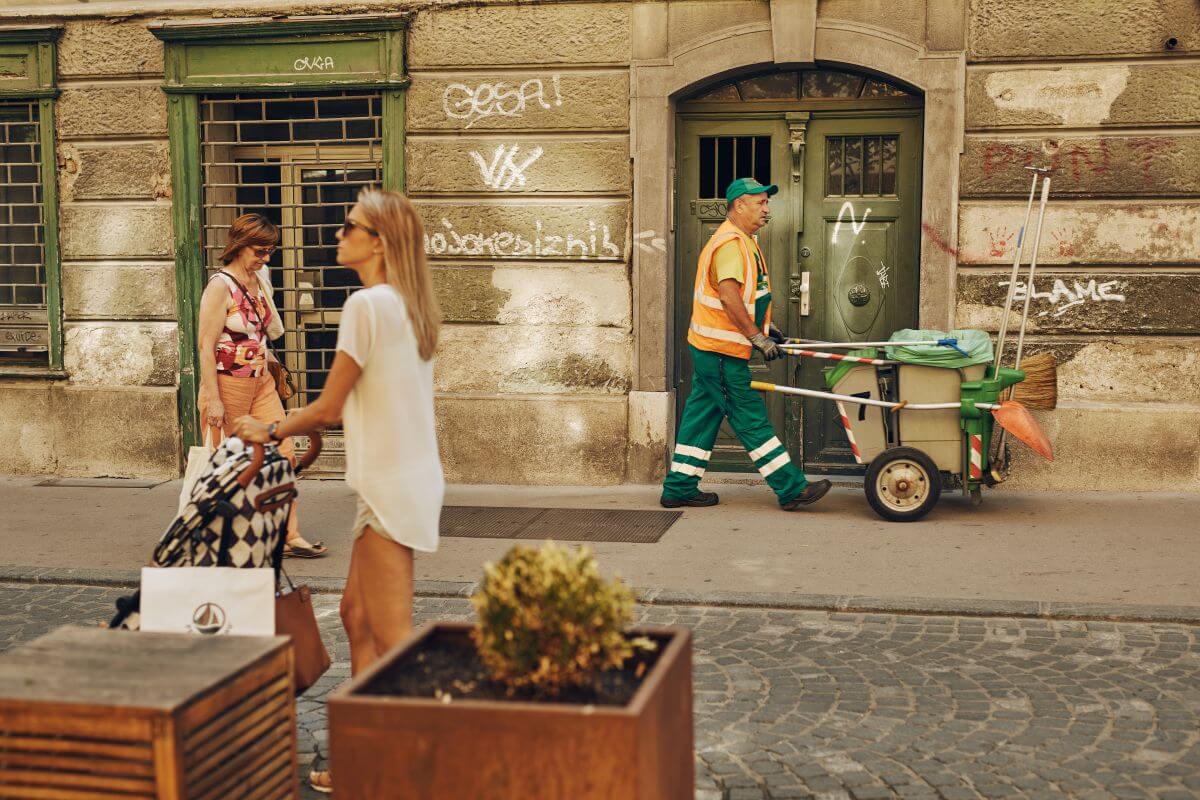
250, 246, 276, 258
340, 219, 379, 237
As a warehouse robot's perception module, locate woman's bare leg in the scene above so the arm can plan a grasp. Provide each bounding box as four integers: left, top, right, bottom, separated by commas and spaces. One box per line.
341, 526, 414, 675
340, 537, 378, 675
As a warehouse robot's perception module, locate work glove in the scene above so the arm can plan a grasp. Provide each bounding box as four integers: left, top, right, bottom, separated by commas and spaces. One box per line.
750, 332, 782, 361
766, 327, 788, 345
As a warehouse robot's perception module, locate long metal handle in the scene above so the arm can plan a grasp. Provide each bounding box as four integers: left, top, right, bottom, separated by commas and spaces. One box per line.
781, 339, 951, 349
1013, 176, 1051, 371
994, 175, 1052, 475
994, 168, 1045, 375
781, 349, 900, 366
752, 380, 999, 411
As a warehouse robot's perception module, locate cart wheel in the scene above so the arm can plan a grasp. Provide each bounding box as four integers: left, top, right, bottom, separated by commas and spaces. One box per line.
864, 447, 941, 522
969, 487, 983, 507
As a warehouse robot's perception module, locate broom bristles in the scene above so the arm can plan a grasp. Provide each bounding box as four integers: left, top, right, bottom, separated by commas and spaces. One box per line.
1011, 352, 1058, 410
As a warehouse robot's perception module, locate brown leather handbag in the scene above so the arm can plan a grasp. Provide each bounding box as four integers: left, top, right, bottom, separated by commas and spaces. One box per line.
275, 576, 331, 694
267, 358, 296, 402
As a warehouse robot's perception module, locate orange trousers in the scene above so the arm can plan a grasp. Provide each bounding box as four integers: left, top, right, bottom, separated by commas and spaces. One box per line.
202, 371, 300, 541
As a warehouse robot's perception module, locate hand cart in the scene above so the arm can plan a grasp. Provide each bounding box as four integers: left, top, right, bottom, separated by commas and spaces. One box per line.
754, 331, 1053, 522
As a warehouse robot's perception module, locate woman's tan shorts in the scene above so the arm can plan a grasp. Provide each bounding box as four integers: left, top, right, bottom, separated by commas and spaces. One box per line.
353, 496, 390, 541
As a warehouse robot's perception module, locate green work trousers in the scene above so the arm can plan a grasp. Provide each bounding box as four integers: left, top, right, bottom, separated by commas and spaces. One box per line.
662, 346, 809, 506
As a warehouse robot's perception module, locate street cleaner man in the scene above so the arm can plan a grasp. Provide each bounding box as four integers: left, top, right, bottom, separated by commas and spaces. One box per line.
660, 178, 832, 511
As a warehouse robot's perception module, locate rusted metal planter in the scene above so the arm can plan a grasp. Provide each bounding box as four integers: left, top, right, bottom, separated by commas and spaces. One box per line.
328, 622, 693, 799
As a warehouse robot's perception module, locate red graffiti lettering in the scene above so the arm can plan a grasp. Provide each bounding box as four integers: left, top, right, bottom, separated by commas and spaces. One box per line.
1063, 139, 1110, 182
1128, 137, 1176, 188
983, 144, 1017, 181
921, 222, 958, 257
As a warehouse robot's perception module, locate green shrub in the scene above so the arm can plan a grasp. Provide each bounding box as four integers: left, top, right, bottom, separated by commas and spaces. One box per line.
470, 541, 654, 696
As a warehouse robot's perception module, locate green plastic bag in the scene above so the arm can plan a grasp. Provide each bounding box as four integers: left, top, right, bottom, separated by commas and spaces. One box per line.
884, 329, 993, 368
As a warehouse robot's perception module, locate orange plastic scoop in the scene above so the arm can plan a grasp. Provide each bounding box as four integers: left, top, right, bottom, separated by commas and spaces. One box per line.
991, 400, 1053, 461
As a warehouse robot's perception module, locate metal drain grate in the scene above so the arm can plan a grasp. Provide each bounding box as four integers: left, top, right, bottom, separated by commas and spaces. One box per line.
440, 507, 682, 544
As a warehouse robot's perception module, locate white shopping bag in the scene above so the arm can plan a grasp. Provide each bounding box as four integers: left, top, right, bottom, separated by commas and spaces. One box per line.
140, 567, 275, 637
176, 427, 217, 518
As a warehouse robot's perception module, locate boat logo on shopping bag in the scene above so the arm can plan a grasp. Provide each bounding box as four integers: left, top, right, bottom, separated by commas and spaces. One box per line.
190, 602, 229, 635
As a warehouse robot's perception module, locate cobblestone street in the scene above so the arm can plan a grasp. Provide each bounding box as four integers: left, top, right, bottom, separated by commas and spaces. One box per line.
2, 582, 1198, 799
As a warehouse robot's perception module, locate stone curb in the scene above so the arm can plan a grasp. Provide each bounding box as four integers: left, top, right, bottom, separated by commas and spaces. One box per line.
2, 565, 1199, 624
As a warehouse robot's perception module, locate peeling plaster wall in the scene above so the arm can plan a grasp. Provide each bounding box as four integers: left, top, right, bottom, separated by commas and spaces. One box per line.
407, 1, 634, 483
959, 0, 1200, 489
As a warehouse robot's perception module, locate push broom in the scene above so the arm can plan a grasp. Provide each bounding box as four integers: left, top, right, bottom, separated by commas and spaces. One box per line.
993, 167, 1058, 413
991, 173, 1058, 479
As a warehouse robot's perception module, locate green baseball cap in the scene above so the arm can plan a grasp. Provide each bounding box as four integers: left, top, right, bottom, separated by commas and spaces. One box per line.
725, 177, 779, 204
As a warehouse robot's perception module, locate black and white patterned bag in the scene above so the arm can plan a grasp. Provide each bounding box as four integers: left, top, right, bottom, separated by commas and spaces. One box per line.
110, 437, 298, 630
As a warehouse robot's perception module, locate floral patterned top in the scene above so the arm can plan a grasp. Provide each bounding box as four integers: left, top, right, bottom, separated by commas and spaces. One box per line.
211, 271, 272, 378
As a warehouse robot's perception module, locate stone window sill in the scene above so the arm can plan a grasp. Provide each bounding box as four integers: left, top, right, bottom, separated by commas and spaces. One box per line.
0, 366, 68, 380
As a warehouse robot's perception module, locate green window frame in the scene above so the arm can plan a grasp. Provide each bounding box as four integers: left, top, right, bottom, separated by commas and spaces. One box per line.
0, 26, 64, 377
151, 14, 408, 448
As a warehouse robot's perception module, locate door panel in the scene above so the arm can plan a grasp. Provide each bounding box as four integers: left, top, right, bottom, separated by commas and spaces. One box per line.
799, 115, 922, 472
675, 119, 792, 472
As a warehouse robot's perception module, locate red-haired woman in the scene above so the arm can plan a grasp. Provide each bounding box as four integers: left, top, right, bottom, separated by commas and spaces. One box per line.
197, 212, 327, 558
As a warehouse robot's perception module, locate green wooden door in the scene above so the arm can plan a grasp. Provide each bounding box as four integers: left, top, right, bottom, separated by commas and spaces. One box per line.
675, 118, 794, 472
797, 113, 922, 472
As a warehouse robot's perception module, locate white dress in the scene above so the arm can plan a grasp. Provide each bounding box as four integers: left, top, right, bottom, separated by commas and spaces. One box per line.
336, 284, 443, 552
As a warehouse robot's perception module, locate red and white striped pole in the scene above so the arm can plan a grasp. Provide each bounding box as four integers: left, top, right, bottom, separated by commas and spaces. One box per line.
968, 434, 984, 480
780, 348, 897, 366
836, 401, 863, 464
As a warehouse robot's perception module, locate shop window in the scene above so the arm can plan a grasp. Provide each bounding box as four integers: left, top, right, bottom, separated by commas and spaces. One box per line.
150, 14, 407, 447
200, 91, 383, 407
0, 30, 61, 371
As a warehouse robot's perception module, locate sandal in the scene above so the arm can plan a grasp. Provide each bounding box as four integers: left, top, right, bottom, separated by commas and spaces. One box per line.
283, 539, 328, 559
309, 769, 333, 794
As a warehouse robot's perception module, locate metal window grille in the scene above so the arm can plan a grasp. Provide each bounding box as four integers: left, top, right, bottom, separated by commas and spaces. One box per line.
0, 99, 47, 361
825, 135, 899, 197
200, 90, 383, 408
698, 135, 771, 199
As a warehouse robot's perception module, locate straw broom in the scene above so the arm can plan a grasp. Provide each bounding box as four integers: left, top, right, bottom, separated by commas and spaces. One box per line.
1010, 352, 1057, 410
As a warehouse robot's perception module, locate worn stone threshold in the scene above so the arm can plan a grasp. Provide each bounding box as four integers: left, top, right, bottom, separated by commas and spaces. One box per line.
3, 565, 1198, 625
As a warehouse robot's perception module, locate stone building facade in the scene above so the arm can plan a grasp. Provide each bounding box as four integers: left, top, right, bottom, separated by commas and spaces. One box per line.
0, 0, 1196, 489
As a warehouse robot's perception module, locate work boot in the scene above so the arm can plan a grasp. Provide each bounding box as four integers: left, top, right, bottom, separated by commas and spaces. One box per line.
660, 491, 720, 508
781, 479, 832, 510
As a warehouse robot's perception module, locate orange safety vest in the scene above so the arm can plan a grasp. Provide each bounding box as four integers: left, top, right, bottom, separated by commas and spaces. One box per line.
686, 220, 773, 359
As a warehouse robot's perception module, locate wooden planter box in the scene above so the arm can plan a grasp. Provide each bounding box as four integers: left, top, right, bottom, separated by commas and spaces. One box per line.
0, 625, 297, 800
328, 622, 692, 799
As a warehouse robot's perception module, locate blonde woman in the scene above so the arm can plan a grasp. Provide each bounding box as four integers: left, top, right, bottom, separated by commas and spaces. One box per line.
234, 190, 443, 795
197, 212, 327, 558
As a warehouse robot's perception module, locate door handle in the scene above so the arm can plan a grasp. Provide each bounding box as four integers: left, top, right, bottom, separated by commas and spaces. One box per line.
790, 271, 812, 316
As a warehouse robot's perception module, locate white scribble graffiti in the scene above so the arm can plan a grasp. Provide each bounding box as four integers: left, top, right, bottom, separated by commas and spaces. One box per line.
293, 56, 335, 72
443, 76, 564, 129
469, 144, 544, 191
1000, 278, 1126, 318
876, 261, 890, 289
831, 200, 871, 244
425, 218, 621, 259
633, 230, 666, 253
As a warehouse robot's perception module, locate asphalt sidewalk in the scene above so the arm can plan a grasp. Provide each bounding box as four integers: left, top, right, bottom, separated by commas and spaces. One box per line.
1, 474, 1197, 621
